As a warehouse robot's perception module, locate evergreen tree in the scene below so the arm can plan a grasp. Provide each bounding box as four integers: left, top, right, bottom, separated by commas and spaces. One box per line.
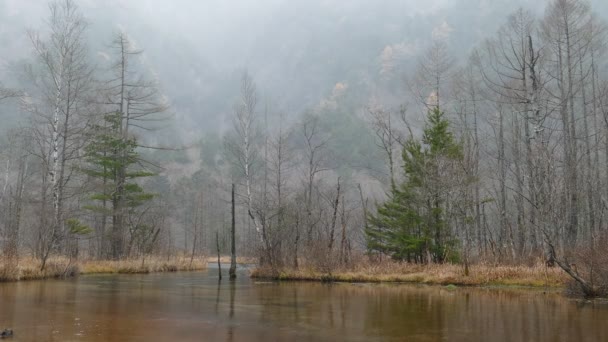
367, 108, 463, 263
82, 112, 155, 259
366, 185, 425, 262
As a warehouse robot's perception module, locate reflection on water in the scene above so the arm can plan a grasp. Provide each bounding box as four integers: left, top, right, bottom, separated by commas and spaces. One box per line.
0, 266, 607, 341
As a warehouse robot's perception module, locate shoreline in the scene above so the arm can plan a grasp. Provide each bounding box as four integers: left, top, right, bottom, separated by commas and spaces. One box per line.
250, 262, 568, 289
0, 255, 260, 282
2, 257, 569, 291
0, 256, 209, 282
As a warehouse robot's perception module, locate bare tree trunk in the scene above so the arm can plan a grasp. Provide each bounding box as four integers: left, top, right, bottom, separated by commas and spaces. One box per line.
565, 24, 579, 249
472, 93, 482, 258
3, 157, 28, 272
301, 116, 329, 246
327, 178, 340, 252
497, 105, 512, 256
527, 34, 544, 254
512, 113, 525, 261
339, 196, 348, 265
522, 82, 537, 256
229, 183, 237, 279
358, 183, 368, 231
579, 47, 594, 241
189, 193, 201, 268
590, 47, 603, 235
554, 38, 571, 252
216, 231, 222, 280
48, 60, 64, 261
293, 212, 300, 270
30, 0, 89, 271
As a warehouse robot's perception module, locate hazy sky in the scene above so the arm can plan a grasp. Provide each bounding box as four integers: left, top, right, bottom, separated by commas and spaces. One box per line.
0, 0, 537, 63
1, 0, 603, 70
1, 0, 607, 136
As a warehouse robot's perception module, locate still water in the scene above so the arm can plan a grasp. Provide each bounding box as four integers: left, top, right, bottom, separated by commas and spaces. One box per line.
0, 265, 607, 341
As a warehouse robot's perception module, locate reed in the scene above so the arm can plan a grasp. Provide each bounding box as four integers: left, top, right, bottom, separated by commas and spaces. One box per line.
206, 256, 257, 264
251, 259, 567, 288
80, 257, 207, 274
0, 256, 207, 282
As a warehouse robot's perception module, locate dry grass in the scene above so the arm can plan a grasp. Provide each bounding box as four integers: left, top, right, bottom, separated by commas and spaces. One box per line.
1, 257, 80, 282
81, 257, 207, 274
206, 256, 257, 264
251, 260, 568, 288
0, 256, 207, 282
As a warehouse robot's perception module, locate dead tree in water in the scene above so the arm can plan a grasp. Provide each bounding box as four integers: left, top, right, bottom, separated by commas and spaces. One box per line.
229, 183, 237, 279
216, 231, 222, 280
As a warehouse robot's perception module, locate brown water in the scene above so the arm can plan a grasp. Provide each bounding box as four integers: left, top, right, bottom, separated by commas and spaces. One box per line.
0, 266, 607, 342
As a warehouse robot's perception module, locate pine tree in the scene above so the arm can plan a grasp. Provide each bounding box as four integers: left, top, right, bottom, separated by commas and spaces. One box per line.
366, 186, 425, 262
82, 112, 155, 259
367, 108, 463, 263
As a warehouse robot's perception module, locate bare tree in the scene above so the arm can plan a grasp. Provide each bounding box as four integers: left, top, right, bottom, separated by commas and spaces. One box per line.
452, 58, 487, 258
542, 0, 592, 248
266, 112, 294, 265
26, 0, 92, 269
101, 31, 168, 259
0, 131, 30, 276
225, 71, 274, 267
0, 86, 21, 102
326, 177, 341, 252
300, 114, 331, 245
409, 40, 455, 111
229, 183, 237, 279
366, 106, 407, 190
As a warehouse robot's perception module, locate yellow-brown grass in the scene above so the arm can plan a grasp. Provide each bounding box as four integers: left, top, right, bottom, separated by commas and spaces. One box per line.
0, 256, 207, 282
80, 257, 207, 274
206, 256, 257, 264
251, 260, 568, 288
0, 257, 78, 281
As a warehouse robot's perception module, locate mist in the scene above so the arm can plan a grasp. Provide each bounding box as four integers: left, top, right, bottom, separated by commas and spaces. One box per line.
5, 0, 603, 140
1, 0, 608, 306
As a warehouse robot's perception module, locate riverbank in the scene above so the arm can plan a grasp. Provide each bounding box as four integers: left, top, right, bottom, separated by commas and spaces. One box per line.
251, 261, 568, 288
206, 256, 257, 264
0, 256, 208, 282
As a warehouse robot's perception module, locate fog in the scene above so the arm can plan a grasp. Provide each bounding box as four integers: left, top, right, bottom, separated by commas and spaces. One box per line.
1, 0, 608, 274
5, 0, 602, 140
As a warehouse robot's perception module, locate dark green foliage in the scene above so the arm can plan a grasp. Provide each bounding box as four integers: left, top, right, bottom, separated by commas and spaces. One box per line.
81, 112, 156, 258
367, 108, 464, 263
366, 187, 426, 261
82, 112, 155, 214
66, 218, 93, 235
